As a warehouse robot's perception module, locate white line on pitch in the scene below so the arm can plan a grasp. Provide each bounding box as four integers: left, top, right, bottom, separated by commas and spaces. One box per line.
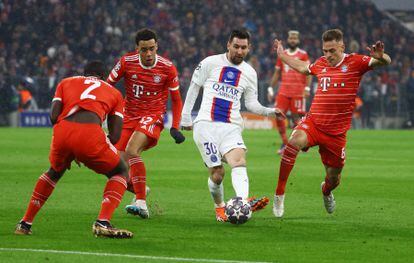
0, 247, 274, 263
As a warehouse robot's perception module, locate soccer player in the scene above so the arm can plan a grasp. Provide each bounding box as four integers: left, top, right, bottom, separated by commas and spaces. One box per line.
181, 29, 286, 222
272, 29, 391, 217
15, 61, 133, 238
107, 28, 185, 219
267, 30, 312, 154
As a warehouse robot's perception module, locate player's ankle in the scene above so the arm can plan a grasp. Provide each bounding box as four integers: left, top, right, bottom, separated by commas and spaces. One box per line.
135, 199, 146, 206
214, 202, 225, 208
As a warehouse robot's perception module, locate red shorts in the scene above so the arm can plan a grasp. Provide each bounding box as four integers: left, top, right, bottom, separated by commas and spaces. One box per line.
115, 115, 164, 151
295, 116, 347, 168
49, 120, 120, 174
275, 94, 306, 114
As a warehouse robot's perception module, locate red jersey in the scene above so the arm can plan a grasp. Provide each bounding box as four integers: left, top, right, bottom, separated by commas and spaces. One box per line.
53, 76, 124, 123
276, 48, 309, 97
307, 53, 373, 135
107, 52, 180, 120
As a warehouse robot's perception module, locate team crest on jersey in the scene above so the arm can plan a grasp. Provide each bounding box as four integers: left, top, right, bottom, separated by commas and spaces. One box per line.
219, 67, 241, 86
132, 74, 138, 79
153, 75, 162, 83
341, 65, 348, 72
322, 68, 327, 73
226, 71, 235, 79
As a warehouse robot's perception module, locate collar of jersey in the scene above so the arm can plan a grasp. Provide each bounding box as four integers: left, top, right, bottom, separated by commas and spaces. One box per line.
223, 53, 242, 67
333, 53, 347, 67
139, 54, 158, 69
286, 48, 299, 56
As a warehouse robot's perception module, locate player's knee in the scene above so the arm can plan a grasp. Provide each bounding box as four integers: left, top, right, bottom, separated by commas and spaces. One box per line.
288, 131, 307, 149
125, 145, 139, 158
230, 157, 246, 168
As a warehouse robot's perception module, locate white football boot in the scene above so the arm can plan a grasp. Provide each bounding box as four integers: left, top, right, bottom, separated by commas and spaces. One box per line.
321, 182, 336, 214
125, 199, 149, 219
273, 194, 285, 218
125, 186, 151, 219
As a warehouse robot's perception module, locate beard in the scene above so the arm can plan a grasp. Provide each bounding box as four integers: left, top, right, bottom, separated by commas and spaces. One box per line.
230, 55, 244, 65
287, 43, 299, 50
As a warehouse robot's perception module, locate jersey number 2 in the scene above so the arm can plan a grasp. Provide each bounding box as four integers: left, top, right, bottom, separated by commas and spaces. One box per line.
81, 79, 101, 100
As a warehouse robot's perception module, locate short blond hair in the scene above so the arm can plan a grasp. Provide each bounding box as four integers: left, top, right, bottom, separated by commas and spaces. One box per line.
288, 30, 300, 37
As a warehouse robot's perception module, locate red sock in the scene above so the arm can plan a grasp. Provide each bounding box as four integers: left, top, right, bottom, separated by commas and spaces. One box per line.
128, 157, 146, 200
22, 173, 56, 224
322, 174, 341, 196
275, 143, 299, 195
276, 119, 288, 145
98, 175, 127, 221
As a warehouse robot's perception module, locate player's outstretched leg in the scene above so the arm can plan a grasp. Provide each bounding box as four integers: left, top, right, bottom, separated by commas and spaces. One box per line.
273, 143, 299, 218
95, 175, 133, 238
231, 167, 249, 199
15, 171, 58, 235
126, 156, 149, 219
208, 166, 227, 222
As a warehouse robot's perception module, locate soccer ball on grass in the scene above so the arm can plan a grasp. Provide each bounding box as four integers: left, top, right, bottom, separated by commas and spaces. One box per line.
225, 197, 252, 225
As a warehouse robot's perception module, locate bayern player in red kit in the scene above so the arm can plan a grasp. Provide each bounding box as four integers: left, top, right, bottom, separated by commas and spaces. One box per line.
107, 29, 184, 219
15, 61, 133, 238
272, 29, 391, 217
267, 31, 312, 154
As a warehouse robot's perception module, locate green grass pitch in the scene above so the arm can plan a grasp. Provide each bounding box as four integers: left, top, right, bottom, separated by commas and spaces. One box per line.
0, 128, 413, 262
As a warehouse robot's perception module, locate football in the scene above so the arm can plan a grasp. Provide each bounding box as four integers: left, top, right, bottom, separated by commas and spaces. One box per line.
225, 197, 252, 225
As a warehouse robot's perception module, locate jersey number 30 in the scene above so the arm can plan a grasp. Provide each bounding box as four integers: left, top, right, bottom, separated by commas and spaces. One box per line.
81, 79, 101, 100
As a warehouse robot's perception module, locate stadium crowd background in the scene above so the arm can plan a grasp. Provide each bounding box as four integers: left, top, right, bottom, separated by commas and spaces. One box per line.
0, 0, 413, 128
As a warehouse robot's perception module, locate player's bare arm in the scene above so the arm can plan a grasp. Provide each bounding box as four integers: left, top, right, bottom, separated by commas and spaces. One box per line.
273, 39, 310, 75
50, 100, 62, 125
244, 84, 286, 120
304, 75, 312, 97
267, 67, 280, 102
181, 81, 202, 131
366, 41, 391, 68
107, 114, 123, 144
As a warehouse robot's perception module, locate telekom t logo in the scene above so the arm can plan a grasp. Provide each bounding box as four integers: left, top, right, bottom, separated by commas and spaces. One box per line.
320, 77, 331, 92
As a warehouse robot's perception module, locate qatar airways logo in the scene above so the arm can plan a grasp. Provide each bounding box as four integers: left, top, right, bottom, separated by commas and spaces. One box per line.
212, 83, 239, 100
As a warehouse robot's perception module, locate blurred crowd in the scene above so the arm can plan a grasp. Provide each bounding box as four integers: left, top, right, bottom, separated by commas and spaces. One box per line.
0, 0, 413, 127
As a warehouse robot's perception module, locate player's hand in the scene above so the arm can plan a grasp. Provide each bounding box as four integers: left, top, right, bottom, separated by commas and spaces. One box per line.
267, 86, 274, 103
366, 41, 384, 60
274, 108, 286, 120
304, 86, 311, 98
272, 39, 284, 56
181, 126, 193, 131
170, 127, 185, 144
